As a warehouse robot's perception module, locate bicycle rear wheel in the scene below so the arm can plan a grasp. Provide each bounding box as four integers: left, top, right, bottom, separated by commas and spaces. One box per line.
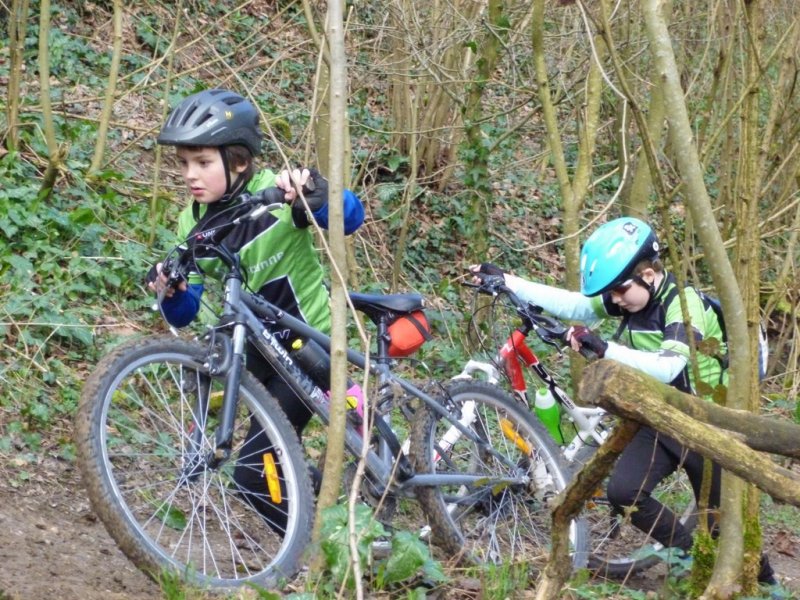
409, 379, 587, 570
75, 336, 314, 589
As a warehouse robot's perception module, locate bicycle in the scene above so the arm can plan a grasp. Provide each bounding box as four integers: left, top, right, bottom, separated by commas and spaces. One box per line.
75, 190, 588, 590
458, 272, 698, 579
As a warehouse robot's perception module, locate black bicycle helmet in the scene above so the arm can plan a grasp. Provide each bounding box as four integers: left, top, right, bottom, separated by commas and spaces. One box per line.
157, 89, 262, 156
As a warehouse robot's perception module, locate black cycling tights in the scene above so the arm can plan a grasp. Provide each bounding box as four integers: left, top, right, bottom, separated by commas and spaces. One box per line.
606, 426, 774, 583
607, 426, 721, 550
232, 348, 314, 534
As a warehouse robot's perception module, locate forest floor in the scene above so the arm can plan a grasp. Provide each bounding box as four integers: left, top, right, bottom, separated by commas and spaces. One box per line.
1, 447, 800, 600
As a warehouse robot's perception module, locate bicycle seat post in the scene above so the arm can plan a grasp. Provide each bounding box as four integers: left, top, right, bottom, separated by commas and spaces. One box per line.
373, 314, 396, 467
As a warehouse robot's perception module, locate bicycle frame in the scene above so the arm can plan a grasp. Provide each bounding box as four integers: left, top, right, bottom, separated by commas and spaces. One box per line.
201, 261, 535, 496
457, 318, 610, 464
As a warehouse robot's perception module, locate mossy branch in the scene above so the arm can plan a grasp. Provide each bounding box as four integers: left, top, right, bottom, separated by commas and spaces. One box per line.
579, 360, 800, 505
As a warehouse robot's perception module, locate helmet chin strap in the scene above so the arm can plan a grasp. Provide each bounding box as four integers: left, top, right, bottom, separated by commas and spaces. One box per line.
632, 273, 658, 306
191, 148, 248, 220
218, 147, 248, 202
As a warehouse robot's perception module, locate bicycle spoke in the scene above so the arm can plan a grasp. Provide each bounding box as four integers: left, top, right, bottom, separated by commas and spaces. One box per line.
77, 338, 313, 587
410, 380, 587, 571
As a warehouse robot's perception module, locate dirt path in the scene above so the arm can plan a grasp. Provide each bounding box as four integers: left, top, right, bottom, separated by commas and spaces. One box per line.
0, 455, 161, 600
1, 451, 799, 600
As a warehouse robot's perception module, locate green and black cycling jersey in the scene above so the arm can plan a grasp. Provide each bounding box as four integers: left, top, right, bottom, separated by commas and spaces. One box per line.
590, 272, 726, 394
158, 168, 364, 331
508, 271, 726, 396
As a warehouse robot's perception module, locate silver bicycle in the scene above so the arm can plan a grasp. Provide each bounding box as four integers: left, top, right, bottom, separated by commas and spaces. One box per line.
75, 191, 588, 590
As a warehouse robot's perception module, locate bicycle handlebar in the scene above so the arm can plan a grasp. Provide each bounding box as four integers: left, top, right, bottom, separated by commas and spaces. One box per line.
465, 273, 568, 339
464, 272, 601, 358
159, 187, 289, 291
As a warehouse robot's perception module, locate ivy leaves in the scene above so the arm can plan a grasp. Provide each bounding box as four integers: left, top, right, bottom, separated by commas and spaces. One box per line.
318, 503, 447, 593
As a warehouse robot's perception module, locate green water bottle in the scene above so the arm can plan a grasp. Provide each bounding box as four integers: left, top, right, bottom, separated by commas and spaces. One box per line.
534, 387, 564, 445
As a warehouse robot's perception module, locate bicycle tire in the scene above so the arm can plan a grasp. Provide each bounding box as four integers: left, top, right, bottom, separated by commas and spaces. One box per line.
409, 379, 588, 570
75, 336, 314, 589
577, 444, 699, 579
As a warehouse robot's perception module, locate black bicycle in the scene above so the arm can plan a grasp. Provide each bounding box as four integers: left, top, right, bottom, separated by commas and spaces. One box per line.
75, 190, 588, 590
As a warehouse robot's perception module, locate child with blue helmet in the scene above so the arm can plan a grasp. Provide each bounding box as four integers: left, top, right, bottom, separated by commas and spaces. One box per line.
473, 216, 776, 585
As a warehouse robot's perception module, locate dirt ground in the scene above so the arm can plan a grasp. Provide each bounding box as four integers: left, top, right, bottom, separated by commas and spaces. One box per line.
1, 452, 799, 600
0, 455, 161, 600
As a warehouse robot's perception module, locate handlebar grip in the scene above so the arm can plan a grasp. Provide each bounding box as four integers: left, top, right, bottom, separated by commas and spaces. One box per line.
248, 187, 287, 205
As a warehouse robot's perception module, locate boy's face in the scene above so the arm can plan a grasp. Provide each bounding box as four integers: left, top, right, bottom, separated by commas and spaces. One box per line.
609, 268, 655, 313
175, 146, 245, 204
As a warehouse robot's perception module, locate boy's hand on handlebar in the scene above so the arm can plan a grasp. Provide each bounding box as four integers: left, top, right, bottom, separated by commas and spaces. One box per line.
276, 168, 310, 202
566, 325, 607, 359
468, 262, 506, 285
276, 168, 328, 211
147, 263, 187, 299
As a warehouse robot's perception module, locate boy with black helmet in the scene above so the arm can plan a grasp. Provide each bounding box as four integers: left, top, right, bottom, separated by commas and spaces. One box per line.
473, 216, 776, 585
157, 88, 263, 201
149, 88, 364, 534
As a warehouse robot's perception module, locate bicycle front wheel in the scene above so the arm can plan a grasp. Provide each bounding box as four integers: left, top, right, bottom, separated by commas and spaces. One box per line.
75, 336, 314, 589
409, 379, 587, 570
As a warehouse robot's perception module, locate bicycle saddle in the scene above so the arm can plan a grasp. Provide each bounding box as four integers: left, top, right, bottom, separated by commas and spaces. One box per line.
349, 292, 425, 320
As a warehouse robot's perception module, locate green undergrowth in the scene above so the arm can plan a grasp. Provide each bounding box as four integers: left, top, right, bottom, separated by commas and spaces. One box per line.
0, 128, 172, 456
3, 3, 798, 600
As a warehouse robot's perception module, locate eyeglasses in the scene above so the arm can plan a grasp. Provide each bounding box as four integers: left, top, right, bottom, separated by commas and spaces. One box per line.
611, 279, 633, 295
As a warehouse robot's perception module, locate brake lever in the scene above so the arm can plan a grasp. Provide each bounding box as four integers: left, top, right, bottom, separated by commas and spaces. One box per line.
523, 304, 571, 353
460, 273, 505, 296
477, 274, 506, 294
537, 327, 569, 354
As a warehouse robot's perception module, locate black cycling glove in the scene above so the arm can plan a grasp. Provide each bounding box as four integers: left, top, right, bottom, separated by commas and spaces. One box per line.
478, 263, 505, 277
568, 325, 608, 359
145, 263, 159, 285
300, 168, 329, 212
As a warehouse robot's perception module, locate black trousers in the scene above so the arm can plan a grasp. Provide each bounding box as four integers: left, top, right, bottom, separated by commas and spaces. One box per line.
607, 426, 721, 550
231, 345, 314, 533
607, 426, 774, 582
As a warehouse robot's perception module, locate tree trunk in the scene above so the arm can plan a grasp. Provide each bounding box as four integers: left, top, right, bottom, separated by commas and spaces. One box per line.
532, 0, 604, 384
390, 95, 418, 292
460, 0, 506, 261
733, 1, 767, 592
87, 0, 123, 178
36, 0, 63, 202
311, 0, 350, 572
641, 4, 752, 592
5, 0, 29, 152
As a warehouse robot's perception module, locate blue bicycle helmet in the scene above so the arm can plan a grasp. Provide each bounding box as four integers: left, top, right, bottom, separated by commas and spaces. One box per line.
580, 217, 660, 296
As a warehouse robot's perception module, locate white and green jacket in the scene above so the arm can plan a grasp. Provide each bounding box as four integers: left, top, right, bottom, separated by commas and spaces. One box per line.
507, 271, 726, 394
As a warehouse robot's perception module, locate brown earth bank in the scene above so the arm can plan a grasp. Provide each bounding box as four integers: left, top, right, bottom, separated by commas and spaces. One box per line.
0, 455, 160, 600
1, 452, 799, 600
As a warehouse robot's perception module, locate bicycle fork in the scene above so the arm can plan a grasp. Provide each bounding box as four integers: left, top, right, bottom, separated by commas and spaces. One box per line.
179, 322, 247, 484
